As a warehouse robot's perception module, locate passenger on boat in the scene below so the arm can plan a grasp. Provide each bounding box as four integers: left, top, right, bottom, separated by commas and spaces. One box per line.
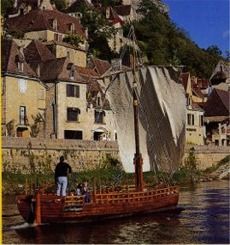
82, 181, 91, 203
76, 183, 83, 196
55, 156, 72, 196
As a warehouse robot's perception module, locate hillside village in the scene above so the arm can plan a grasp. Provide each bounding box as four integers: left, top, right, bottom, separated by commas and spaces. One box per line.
1, 0, 230, 147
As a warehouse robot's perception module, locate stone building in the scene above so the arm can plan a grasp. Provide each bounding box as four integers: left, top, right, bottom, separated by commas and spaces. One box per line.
204, 88, 230, 146
179, 72, 205, 145
6, 8, 87, 51
45, 40, 87, 67
1, 39, 46, 138
8, 0, 55, 18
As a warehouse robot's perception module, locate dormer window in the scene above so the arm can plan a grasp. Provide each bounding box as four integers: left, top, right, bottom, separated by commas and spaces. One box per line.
15, 55, 24, 72
70, 69, 75, 80
106, 7, 110, 19
36, 64, 40, 76
67, 63, 75, 80
67, 23, 75, 34
49, 18, 57, 31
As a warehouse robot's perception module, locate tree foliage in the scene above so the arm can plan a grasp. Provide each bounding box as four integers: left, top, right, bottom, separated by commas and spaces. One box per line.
69, 4, 117, 59
131, 0, 223, 78
51, 0, 66, 11
1, 0, 14, 16
63, 34, 84, 47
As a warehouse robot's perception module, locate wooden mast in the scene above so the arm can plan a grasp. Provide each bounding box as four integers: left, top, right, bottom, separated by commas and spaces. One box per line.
131, 27, 144, 192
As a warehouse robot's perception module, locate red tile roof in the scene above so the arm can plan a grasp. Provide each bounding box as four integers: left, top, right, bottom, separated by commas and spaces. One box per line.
40, 58, 85, 83
192, 102, 203, 111
76, 66, 98, 78
191, 81, 204, 98
90, 57, 111, 76
24, 40, 55, 64
204, 88, 229, 117
6, 9, 86, 38
2, 39, 37, 77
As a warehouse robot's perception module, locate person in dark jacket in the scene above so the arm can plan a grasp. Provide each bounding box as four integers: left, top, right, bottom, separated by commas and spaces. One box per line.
55, 156, 72, 196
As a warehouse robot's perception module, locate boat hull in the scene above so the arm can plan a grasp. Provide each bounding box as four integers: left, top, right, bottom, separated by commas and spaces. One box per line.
16, 186, 179, 224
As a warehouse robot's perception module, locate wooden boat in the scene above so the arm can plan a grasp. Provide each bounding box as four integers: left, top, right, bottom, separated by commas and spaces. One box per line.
16, 184, 179, 224
16, 27, 181, 225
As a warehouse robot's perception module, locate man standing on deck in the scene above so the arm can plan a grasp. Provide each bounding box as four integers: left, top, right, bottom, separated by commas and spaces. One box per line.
55, 156, 72, 196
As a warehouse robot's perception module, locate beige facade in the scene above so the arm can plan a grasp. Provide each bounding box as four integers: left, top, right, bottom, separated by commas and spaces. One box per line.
186, 107, 205, 145
51, 43, 87, 67
3, 75, 46, 138
55, 81, 115, 140
24, 30, 64, 42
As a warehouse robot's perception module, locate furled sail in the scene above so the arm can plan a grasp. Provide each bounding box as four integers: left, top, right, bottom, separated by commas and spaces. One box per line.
106, 66, 186, 173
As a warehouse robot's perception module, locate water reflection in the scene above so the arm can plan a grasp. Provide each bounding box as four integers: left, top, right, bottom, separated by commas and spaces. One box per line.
3, 180, 229, 244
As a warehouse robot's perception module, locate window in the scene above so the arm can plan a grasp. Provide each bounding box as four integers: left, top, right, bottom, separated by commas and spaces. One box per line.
36, 65, 40, 76
52, 19, 57, 31
18, 79, 27, 93
95, 110, 105, 124
70, 70, 75, 80
64, 130, 83, 139
54, 33, 58, 41
17, 62, 24, 72
67, 23, 75, 34
66, 84, 80, 98
187, 113, 194, 126
97, 97, 101, 107
67, 107, 80, 121
19, 106, 27, 125
199, 115, 204, 126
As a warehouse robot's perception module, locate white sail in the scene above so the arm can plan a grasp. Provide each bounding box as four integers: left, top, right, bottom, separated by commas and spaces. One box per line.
106, 66, 186, 173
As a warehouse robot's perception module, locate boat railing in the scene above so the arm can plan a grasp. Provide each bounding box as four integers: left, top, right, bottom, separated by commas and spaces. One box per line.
93, 186, 178, 204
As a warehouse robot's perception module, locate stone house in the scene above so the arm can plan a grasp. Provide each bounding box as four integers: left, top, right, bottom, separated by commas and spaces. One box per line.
35, 53, 116, 141
210, 60, 230, 85
45, 40, 87, 67
76, 58, 116, 141
6, 8, 87, 51
203, 88, 230, 146
179, 72, 205, 145
1, 39, 47, 138
8, 0, 55, 18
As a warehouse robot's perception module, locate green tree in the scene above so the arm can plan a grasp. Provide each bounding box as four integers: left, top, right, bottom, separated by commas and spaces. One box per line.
132, 0, 223, 78
51, 0, 66, 11
70, 5, 117, 58
206, 45, 222, 57
1, 0, 14, 16
63, 34, 84, 47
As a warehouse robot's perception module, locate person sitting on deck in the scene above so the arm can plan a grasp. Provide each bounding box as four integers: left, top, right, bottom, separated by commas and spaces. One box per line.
75, 181, 91, 202
82, 181, 91, 203
76, 183, 83, 196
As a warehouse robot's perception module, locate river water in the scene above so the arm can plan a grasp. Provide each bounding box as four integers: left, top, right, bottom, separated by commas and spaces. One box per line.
3, 180, 229, 244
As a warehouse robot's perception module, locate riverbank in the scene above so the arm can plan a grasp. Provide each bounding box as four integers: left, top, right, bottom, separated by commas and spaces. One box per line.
2, 155, 229, 195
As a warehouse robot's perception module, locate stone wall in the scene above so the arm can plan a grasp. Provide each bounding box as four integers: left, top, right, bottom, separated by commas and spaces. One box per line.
2, 137, 119, 174
2, 137, 229, 173
184, 145, 230, 170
